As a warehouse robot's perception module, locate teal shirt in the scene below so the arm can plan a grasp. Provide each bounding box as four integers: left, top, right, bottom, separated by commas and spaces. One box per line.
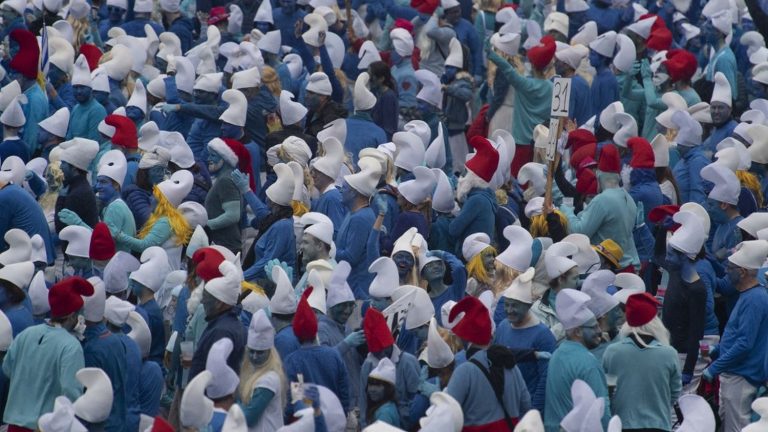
706, 45, 738, 96
676, 87, 701, 108
544, 340, 610, 432
22, 84, 49, 156
373, 401, 401, 428
104, 199, 137, 252
3, 324, 84, 429
602, 338, 681, 430
67, 97, 108, 143
120, 217, 173, 252
488, 51, 552, 145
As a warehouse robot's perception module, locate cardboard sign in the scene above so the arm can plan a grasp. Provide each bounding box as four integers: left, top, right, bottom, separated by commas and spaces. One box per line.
550, 77, 572, 118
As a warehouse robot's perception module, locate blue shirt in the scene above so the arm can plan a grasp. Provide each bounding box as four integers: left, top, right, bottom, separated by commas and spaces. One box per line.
114, 332, 142, 432
21, 84, 48, 156
138, 299, 165, 365
335, 207, 377, 299
344, 115, 387, 165
570, 75, 592, 126
284, 344, 350, 411
711, 285, 768, 385
120, 18, 164, 37
244, 218, 296, 282
448, 188, 497, 257
0, 184, 55, 264
274, 325, 301, 361
311, 187, 347, 237
318, 315, 363, 408
392, 61, 418, 109
139, 360, 163, 416
67, 97, 108, 143
83, 323, 129, 432
672, 146, 710, 205
701, 120, 737, 157
590, 68, 619, 119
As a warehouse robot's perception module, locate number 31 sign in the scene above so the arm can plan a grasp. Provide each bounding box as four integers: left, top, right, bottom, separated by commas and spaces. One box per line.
550, 77, 572, 118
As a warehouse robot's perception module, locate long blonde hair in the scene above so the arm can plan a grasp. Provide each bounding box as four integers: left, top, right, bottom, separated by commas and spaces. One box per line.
239, 348, 287, 410
261, 66, 282, 97
466, 246, 497, 285
138, 187, 193, 245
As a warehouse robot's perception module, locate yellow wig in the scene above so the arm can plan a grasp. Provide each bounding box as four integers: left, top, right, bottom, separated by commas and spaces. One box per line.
737, 170, 764, 208
466, 246, 497, 285
139, 187, 193, 246
530, 210, 568, 238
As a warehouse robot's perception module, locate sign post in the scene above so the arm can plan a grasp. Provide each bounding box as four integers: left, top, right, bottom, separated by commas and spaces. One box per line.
544, 77, 572, 212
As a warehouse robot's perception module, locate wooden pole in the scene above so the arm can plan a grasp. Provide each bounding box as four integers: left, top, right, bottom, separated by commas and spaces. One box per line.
345, 0, 354, 41
544, 117, 565, 213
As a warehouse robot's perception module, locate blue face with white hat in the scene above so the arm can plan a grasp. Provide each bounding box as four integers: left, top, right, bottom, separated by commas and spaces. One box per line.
73, 85, 92, 104
95, 176, 119, 204
126, 106, 144, 124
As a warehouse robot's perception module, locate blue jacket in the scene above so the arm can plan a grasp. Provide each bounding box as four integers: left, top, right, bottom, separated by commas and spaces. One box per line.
711, 285, 768, 385
21, 84, 48, 156
284, 344, 350, 411
83, 323, 129, 432
168, 17, 195, 53
67, 98, 108, 143
317, 315, 363, 408
139, 360, 163, 416
590, 68, 619, 119
120, 18, 164, 37
694, 259, 721, 336
586, 2, 632, 33
188, 308, 248, 380
0, 138, 29, 163
629, 168, 664, 224
336, 207, 377, 299
311, 187, 347, 237
344, 114, 388, 165
451, 18, 483, 77
99, 19, 123, 42
179, 103, 226, 163
372, 88, 399, 140
392, 60, 418, 109
570, 75, 592, 127
672, 146, 710, 205
0, 184, 55, 263
138, 299, 165, 364
701, 120, 737, 157
274, 325, 300, 361
448, 188, 497, 257
122, 185, 153, 230
246, 87, 278, 148
49, 82, 75, 112
114, 332, 142, 432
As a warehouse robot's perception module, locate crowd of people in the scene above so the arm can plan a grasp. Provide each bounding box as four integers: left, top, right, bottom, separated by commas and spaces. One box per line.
0, 0, 767, 430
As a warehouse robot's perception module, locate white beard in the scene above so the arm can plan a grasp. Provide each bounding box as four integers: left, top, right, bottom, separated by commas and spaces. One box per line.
456, 171, 489, 203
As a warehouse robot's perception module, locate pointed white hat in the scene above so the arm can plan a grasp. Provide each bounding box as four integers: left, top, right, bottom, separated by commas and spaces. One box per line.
502, 267, 536, 304
130, 246, 170, 292
399, 285, 434, 329
157, 169, 193, 206
419, 392, 464, 431
70, 54, 92, 88
425, 317, 453, 368
205, 261, 243, 306
581, 270, 618, 318
266, 163, 295, 206
305, 266, 329, 314
497, 226, 534, 272
104, 296, 135, 327
571, 21, 598, 46
671, 110, 703, 146
0, 309, 11, 351
676, 394, 716, 432
743, 397, 768, 432
431, 168, 457, 214
556, 288, 596, 330
104, 251, 140, 294
0, 261, 34, 291
737, 212, 768, 238
518, 162, 547, 197
29, 271, 50, 315
679, 202, 711, 234
126, 310, 152, 359
222, 404, 248, 432
181, 370, 215, 429
59, 225, 92, 259
404, 120, 430, 148
425, 123, 446, 169
627, 16, 656, 39
73, 368, 114, 423
462, 232, 491, 262
612, 112, 638, 148
394, 131, 425, 172
544, 241, 579, 280
279, 90, 308, 126
248, 309, 275, 350
105, 44, 133, 81
715, 138, 751, 171
560, 379, 598, 432
390, 28, 414, 57
326, 261, 354, 309
562, 233, 600, 275
302, 13, 328, 48
257, 30, 281, 55
270, 265, 297, 314
305, 72, 332, 96
39, 107, 70, 138
369, 257, 398, 298
555, 43, 588, 70
399, 166, 436, 205
701, 163, 739, 205
599, 101, 624, 134
358, 40, 381, 70
491, 32, 521, 57
91, 69, 110, 93
38, 396, 87, 432
669, 210, 708, 256
655, 92, 688, 129
59, 137, 100, 171
589, 31, 617, 58
0, 229, 31, 266
544, 12, 569, 37
369, 357, 397, 385
711, 71, 732, 107
219, 89, 248, 127
612, 34, 636, 74
0, 94, 25, 128
97, 149, 128, 187
415, 69, 442, 109
354, 72, 377, 111
612, 273, 645, 303
445, 38, 463, 68
710, 9, 732, 36
344, 157, 381, 197
82, 276, 106, 322
728, 240, 768, 270
254, 0, 273, 23
205, 337, 240, 399
312, 137, 344, 179
0, 81, 21, 113
513, 409, 544, 431
318, 118, 347, 146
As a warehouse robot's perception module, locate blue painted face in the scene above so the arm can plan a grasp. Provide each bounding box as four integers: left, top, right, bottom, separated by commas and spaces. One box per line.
194, 89, 217, 104
73, 85, 92, 103
370, 297, 392, 311
340, 181, 357, 207
392, 251, 415, 278
93, 90, 109, 106
125, 106, 145, 123
416, 99, 433, 117
504, 299, 532, 325
589, 49, 608, 69
129, 279, 143, 297
703, 21, 720, 45
280, 0, 297, 14
221, 122, 244, 139
367, 382, 386, 402
95, 176, 119, 203
254, 21, 272, 33
108, 6, 125, 21
37, 128, 54, 147
208, 149, 225, 175
49, 65, 66, 87
147, 166, 167, 186
413, 323, 429, 341
329, 301, 355, 325
304, 92, 323, 111
248, 348, 271, 366
706, 198, 728, 224
581, 319, 602, 349
441, 65, 458, 84
60, 161, 77, 181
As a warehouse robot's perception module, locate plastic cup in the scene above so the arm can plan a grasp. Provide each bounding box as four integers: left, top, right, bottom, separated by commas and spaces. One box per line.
180, 341, 194, 362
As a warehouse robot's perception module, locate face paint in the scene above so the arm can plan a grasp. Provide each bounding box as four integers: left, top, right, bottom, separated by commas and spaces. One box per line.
443, 6, 460, 25
60, 161, 77, 181
329, 302, 355, 325
340, 181, 357, 207
706, 198, 728, 224
49, 65, 66, 87
94, 176, 119, 204
125, 106, 145, 123
581, 320, 602, 349
709, 102, 732, 126
370, 296, 391, 311
254, 21, 272, 33
504, 299, 532, 326
201, 290, 220, 319
208, 149, 225, 175
38, 128, 55, 148
155, 57, 168, 73
392, 251, 415, 278
248, 348, 271, 366
194, 90, 217, 104
703, 21, 720, 45
441, 66, 458, 84
560, 269, 579, 290
413, 323, 429, 341
108, 5, 125, 21
372, 345, 393, 360
73, 85, 92, 104
221, 122, 244, 139
589, 49, 607, 69
304, 93, 322, 111
129, 279, 144, 298
605, 306, 625, 332
367, 382, 386, 402
482, 251, 496, 273
280, 0, 297, 14
422, 260, 445, 282
147, 166, 167, 186
93, 90, 110, 106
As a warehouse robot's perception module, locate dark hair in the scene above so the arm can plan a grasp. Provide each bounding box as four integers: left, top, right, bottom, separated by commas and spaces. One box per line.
655, 167, 681, 204
0, 280, 25, 305
135, 168, 152, 192
255, 204, 294, 235
365, 378, 397, 422
369, 61, 396, 93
